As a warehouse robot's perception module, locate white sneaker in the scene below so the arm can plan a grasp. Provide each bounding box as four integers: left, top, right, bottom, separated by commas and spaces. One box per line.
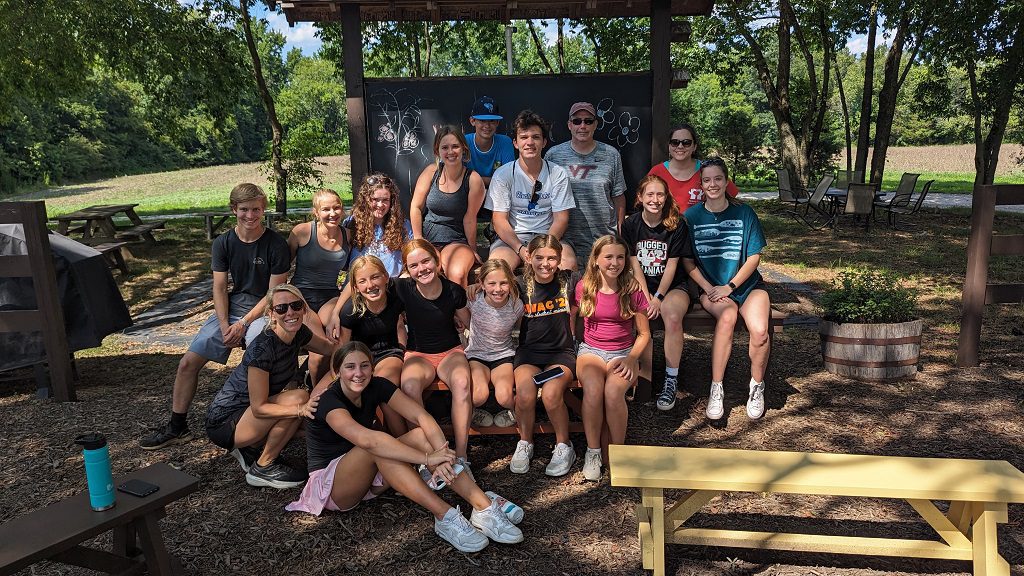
509, 440, 533, 474
582, 448, 602, 481
485, 491, 524, 524
435, 506, 489, 552
493, 409, 516, 427
472, 408, 494, 428
471, 501, 524, 544
545, 442, 576, 477
706, 381, 725, 420
747, 379, 766, 420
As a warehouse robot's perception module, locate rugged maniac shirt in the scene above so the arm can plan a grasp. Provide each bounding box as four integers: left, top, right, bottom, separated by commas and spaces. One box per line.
621, 212, 692, 294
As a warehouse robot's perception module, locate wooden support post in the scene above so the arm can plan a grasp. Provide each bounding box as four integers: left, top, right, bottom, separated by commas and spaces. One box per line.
971, 502, 1010, 576
957, 186, 995, 367
342, 4, 369, 195
649, 0, 670, 167
642, 488, 665, 576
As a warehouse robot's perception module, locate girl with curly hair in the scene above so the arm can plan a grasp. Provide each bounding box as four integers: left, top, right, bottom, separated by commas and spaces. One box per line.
343, 173, 412, 278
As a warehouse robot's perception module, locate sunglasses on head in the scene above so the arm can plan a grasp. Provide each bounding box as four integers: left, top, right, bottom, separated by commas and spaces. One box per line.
272, 300, 305, 314
366, 174, 393, 187
669, 138, 694, 148
529, 180, 543, 205
570, 117, 596, 126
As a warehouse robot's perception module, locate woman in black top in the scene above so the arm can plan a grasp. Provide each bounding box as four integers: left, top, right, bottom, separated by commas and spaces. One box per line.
286, 342, 524, 553
205, 284, 334, 489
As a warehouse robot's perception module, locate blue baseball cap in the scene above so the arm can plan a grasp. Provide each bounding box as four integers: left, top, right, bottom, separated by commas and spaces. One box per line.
470, 96, 502, 120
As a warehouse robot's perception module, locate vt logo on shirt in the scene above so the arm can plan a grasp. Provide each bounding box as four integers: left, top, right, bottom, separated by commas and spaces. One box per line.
636, 239, 668, 276
692, 220, 743, 261
568, 165, 598, 180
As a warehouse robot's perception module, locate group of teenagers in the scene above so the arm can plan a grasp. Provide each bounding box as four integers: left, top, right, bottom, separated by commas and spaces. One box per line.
137, 97, 772, 553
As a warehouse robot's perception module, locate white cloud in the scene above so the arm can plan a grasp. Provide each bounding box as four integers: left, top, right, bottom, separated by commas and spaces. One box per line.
847, 35, 868, 55
262, 8, 322, 56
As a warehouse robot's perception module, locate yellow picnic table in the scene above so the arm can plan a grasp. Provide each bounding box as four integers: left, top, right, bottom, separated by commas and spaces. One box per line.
610, 445, 1024, 576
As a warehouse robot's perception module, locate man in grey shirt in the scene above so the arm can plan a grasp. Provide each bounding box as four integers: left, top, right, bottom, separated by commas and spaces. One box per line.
545, 102, 626, 259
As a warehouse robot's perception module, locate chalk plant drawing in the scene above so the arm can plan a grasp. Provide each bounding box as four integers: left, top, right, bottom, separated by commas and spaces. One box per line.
594, 98, 640, 147
371, 88, 429, 164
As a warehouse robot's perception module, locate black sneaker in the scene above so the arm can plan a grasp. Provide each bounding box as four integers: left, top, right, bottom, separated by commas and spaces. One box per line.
229, 446, 262, 473
245, 458, 308, 489
139, 423, 192, 450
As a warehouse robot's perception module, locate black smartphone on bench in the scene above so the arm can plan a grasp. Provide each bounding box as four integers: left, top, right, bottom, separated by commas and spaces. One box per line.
532, 366, 566, 386
118, 479, 160, 498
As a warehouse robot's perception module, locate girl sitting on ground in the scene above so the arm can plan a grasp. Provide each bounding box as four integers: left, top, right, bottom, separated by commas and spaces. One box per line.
205, 284, 335, 489
574, 235, 651, 481
287, 188, 351, 383
337, 254, 407, 432
410, 126, 486, 287
683, 157, 770, 421
620, 175, 693, 411
509, 234, 578, 477
465, 259, 524, 429
286, 342, 524, 553
328, 173, 412, 340
394, 239, 475, 475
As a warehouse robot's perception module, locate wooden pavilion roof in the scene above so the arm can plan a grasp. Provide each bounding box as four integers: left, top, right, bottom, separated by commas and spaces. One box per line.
274, 0, 714, 23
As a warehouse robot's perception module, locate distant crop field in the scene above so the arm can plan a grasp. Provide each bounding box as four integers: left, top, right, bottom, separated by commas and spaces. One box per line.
840, 144, 1024, 176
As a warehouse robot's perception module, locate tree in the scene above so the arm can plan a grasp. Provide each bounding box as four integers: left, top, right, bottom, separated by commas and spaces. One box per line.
923, 0, 1024, 191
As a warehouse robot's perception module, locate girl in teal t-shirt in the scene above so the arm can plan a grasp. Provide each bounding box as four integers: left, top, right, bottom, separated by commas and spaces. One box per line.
683, 157, 770, 423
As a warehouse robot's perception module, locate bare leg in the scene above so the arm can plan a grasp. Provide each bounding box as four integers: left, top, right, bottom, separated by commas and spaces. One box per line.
171, 351, 208, 414
604, 369, 635, 446
701, 294, 739, 383
491, 363, 515, 409
541, 366, 573, 446
738, 289, 772, 382
489, 245, 521, 271
577, 354, 608, 450
437, 352, 473, 459
303, 307, 330, 385
440, 243, 478, 287
375, 357, 407, 435
400, 356, 436, 429
661, 289, 690, 371
470, 362, 492, 408
233, 389, 309, 466
559, 244, 578, 273
513, 366, 540, 443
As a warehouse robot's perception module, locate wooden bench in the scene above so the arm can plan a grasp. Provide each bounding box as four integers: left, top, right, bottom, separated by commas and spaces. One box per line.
82, 239, 130, 274
0, 463, 199, 576
116, 220, 166, 244
609, 445, 1024, 576
203, 211, 283, 240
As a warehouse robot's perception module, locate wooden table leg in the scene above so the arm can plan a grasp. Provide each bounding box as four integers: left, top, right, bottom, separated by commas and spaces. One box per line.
971, 501, 1009, 576
642, 488, 665, 576
134, 511, 175, 576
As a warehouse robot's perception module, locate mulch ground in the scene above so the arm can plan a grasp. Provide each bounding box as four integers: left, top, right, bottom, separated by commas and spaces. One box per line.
3, 294, 1024, 575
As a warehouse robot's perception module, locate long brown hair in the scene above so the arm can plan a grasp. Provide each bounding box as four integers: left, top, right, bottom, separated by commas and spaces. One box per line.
578, 235, 640, 320
349, 173, 406, 250
634, 174, 680, 230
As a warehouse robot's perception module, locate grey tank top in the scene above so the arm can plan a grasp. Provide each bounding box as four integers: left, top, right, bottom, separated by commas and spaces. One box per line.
423, 166, 471, 245
292, 221, 350, 292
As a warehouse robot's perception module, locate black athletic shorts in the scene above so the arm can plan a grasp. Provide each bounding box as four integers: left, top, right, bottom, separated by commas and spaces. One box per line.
205, 407, 247, 451
467, 356, 514, 370
513, 350, 577, 380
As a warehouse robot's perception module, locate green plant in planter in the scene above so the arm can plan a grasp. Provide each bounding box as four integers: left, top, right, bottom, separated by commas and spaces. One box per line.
820, 269, 918, 324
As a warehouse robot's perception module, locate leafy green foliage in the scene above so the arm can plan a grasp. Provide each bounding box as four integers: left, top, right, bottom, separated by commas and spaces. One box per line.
820, 268, 918, 324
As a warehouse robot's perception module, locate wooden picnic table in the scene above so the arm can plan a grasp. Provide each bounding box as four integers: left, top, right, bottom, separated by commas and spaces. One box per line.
203, 210, 284, 240
0, 462, 199, 576
52, 204, 165, 245
611, 445, 1024, 576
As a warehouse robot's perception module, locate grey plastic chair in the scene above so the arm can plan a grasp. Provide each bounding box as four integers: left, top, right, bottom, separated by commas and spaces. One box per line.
874, 172, 920, 223
834, 183, 876, 233
885, 180, 934, 230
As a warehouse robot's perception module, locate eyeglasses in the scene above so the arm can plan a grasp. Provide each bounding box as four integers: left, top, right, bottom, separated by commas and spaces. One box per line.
570, 117, 596, 126
529, 180, 543, 206
669, 138, 694, 148
366, 174, 393, 187
272, 300, 305, 314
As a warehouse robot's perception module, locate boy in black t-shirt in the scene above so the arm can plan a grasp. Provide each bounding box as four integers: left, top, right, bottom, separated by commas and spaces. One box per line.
140, 183, 291, 450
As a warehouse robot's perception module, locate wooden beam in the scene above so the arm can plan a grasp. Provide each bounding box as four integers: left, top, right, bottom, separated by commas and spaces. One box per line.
280, 0, 715, 22
993, 184, 1024, 206
342, 4, 369, 195
905, 499, 971, 550
989, 234, 1024, 256
984, 283, 1024, 304
650, 0, 670, 167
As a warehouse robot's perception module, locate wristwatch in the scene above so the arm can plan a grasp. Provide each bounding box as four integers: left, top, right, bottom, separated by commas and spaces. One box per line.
727, 281, 737, 290
653, 291, 665, 301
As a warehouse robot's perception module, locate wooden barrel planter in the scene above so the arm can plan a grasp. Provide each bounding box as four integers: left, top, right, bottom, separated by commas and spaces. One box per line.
819, 319, 922, 382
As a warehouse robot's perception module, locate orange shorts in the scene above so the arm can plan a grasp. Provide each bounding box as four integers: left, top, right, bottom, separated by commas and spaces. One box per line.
404, 345, 465, 370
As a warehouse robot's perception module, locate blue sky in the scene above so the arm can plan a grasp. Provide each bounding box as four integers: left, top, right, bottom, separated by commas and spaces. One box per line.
253, 5, 881, 58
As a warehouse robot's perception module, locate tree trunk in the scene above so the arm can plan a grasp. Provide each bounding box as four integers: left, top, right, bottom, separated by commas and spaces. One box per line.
967, 25, 1024, 191
423, 23, 432, 77
239, 0, 286, 213
528, 21, 555, 73
834, 53, 853, 172
411, 26, 422, 77
870, 13, 911, 185
855, 1, 878, 175
557, 18, 566, 72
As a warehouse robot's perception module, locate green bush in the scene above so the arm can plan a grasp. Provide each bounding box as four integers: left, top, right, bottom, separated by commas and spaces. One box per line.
820, 269, 918, 324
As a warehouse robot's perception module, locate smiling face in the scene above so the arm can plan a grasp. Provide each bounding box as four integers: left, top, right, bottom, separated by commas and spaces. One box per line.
568, 111, 597, 146
354, 264, 388, 303
405, 247, 438, 285
640, 181, 668, 217
338, 350, 373, 395
482, 269, 511, 305
514, 125, 546, 161
438, 133, 464, 168
701, 165, 728, 201
470, 118, 499, 139
314, 194, 344, 229
271, 291, 305, 335
530, 247, 559, 282
233, 199, 266, 232
668, 127, 696, 162
596, 243, 627, 280
367, 187, 392, 223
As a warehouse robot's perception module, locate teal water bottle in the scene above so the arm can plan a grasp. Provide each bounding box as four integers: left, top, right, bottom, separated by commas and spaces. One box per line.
75, 433, 116, 511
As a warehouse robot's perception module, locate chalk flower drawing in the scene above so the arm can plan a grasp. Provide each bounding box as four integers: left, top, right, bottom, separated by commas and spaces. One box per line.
596, 98, 616, 129
371, 88, 426, 160
609, 112, 640, 147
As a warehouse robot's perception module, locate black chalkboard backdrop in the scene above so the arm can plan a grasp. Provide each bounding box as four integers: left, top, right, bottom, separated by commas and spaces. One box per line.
365, 72, 653, 211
